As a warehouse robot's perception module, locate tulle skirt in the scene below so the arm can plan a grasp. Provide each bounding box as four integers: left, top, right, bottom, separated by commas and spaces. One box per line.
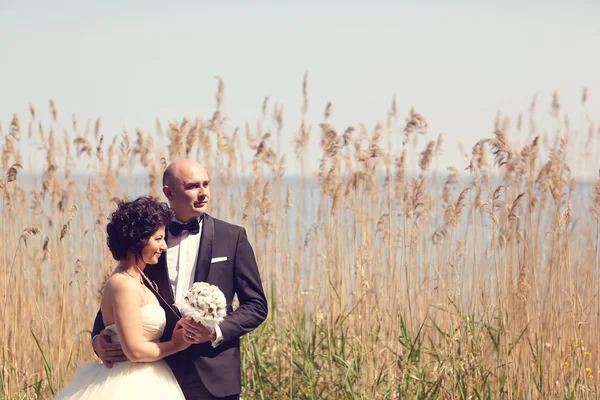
53, 359, 185, 399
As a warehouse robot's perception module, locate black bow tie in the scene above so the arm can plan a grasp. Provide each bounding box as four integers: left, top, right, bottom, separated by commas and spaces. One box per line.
169, 219, 200, 236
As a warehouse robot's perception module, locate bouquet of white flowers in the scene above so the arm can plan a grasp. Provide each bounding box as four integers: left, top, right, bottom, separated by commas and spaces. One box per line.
175, 282, 227, 329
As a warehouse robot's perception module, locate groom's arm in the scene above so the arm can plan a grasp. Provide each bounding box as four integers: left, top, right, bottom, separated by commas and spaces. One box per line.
218, 227, 268, 344
91, 308, 128, 366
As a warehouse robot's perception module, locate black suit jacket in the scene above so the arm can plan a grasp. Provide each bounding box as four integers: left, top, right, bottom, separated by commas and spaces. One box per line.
92, 214, 268, 397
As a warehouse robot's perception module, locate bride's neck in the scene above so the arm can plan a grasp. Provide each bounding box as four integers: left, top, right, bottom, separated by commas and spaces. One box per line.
118, 254, 146, 278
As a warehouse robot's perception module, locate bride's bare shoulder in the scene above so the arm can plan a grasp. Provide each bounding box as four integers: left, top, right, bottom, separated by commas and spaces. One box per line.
104, 273, 140, 295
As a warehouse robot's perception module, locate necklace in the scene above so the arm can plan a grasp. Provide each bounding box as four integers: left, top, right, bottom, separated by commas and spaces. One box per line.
135, 266, 181, 318
119, 268, 143, 284
115, 264, 180, 318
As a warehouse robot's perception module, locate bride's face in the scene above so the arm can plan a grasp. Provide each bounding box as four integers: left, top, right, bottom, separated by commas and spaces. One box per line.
141, 226, 167, 264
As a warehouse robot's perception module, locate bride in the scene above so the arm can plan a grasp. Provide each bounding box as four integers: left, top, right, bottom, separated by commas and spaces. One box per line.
54, 196, 188, 399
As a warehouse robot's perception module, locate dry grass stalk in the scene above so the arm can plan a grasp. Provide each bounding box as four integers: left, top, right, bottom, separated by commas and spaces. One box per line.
442, 166, 460, 212
1, 86, 599, 400
6, 163, 23, 183
403, 107, 428, 145
419, 140, 435, 172
9, 112, 21, 141
49, 99, 58, 121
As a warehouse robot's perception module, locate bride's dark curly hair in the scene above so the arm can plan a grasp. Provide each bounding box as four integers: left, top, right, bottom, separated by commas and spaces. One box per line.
106, 196, 174, 261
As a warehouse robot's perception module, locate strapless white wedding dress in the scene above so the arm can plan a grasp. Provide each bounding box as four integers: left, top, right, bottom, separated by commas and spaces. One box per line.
53, 304, 184, 399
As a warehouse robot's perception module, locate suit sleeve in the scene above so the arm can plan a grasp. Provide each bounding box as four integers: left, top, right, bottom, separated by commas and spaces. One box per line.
91, 308, 105, 339
218, 228, 268, 343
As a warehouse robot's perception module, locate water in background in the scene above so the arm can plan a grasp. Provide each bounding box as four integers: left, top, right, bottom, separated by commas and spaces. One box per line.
11, 171, 599, 301
14, 170, 598, 252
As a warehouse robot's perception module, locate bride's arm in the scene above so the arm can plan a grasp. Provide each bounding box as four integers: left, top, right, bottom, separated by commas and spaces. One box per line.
110, 275, 189, 362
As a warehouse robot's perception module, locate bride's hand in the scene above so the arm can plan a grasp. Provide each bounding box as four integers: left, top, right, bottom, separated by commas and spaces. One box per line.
171, 321, 192, 351
179, 317, 216, 344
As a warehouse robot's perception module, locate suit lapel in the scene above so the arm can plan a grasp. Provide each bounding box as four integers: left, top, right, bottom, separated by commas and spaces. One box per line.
195, 214, 214, 283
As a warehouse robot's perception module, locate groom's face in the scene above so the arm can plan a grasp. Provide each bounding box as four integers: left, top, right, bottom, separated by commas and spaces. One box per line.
164, 163, 211, 222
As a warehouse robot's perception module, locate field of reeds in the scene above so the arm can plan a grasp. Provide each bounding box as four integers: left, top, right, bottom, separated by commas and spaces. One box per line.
1, 77, 600, 399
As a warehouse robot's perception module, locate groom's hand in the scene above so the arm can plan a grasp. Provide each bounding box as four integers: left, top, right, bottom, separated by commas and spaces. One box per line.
92, 329, 128, 368
179, 318, 216, 344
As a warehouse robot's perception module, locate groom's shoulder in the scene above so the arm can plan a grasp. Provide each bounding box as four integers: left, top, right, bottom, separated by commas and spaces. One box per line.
207, 214, 245, 233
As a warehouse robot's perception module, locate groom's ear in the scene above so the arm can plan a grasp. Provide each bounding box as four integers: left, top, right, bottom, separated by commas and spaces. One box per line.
163, 185, 173, 200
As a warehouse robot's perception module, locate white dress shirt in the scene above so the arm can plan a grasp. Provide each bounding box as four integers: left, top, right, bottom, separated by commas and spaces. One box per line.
167, 217, 202, 304
167, 216, 222, 347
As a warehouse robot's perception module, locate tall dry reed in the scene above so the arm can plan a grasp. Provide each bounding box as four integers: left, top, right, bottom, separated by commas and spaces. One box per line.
1, 84, 599, 399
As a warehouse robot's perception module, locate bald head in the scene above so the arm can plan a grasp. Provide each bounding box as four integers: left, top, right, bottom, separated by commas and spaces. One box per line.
162, 158, 207, 187
162, 159, 211, 222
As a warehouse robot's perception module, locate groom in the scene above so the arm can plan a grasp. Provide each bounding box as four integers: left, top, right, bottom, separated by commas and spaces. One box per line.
92, 158, 268, 399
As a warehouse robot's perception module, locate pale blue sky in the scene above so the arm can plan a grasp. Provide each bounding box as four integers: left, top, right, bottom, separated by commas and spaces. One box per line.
2, 0, 599, 177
